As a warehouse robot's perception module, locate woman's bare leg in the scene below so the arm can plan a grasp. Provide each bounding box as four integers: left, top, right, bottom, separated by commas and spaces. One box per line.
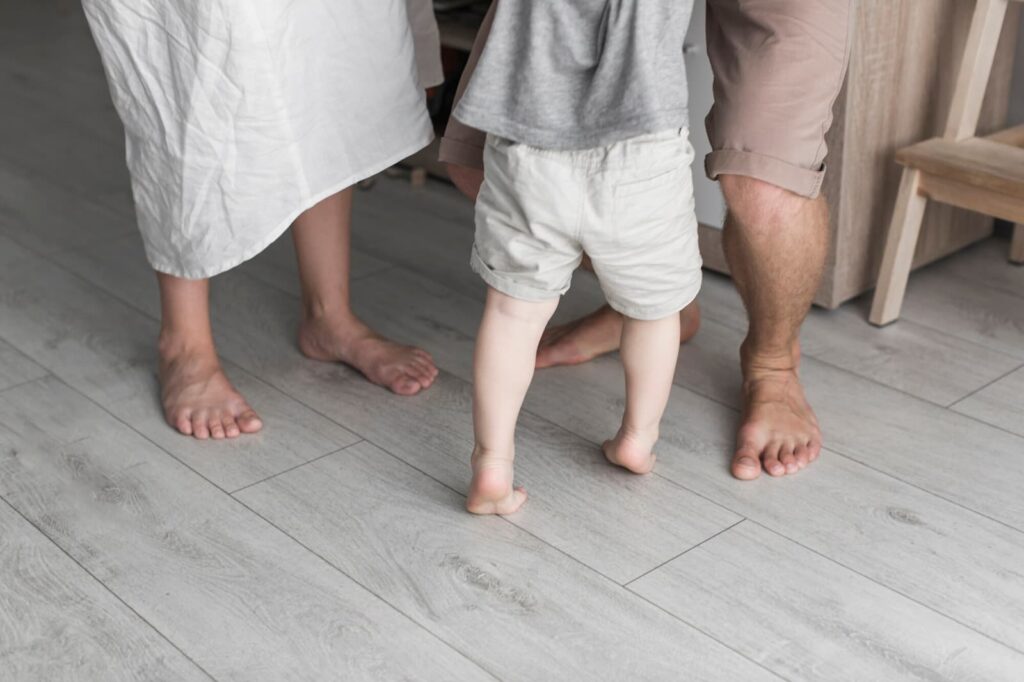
294, 188, 439, 395
158, 274, 262, 439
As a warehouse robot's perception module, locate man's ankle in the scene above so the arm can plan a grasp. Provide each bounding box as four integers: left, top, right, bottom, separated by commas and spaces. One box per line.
739, 337, 800, 376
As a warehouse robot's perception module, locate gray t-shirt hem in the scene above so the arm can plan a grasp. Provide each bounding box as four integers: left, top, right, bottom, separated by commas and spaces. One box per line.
454, 103, 691, 151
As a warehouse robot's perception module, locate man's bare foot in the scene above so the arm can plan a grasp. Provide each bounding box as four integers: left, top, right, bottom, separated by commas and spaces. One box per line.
159, 340, 263, 440
732, 343, 822, 480
298, 311, 438, 396
536, 302, 701, 369
466, 444, 527, 515
602, 425, 658, 474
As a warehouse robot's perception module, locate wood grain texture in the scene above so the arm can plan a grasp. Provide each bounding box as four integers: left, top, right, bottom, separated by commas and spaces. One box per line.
943, 0, 1010, 140
0, 339, 47, 393
925, 235, 1024, 297
900, 264, 1024, 359
827, 1, 1020, 307
652, 306, 1024, 533
952, 366, 1024, 437
237, 441, 776, 682
631, 521, 1024, 682
699, 270, 1022, 407
0, 160, 133, 255
0, 499, 209, 682
0, 377, 490, 682
897, 137, 1024, 195
869, 168, 929, 325
522, 355, 1024, 651
0, 249, 360, 493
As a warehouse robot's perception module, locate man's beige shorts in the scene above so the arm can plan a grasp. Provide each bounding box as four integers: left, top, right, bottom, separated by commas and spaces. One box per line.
441, 0, 854, 199
472, 129, 702, 320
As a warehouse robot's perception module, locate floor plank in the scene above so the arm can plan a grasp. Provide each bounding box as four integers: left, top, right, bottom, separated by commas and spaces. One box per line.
0, 340, 47, 393
0, 252, 360, 493
0, 160, 133, 255
236, 440, 777, 682
630, 521, 1024, 681
952, 366, 1024, 438
925, 236, 1024, 300
697, 271, 1022, 406
55, 242, 743, 583
0, 377, 490, 682
899, 266, 1024, 359
0, 499, 208, 682
522, 355, 1024, 652
645, 306, 1024, 533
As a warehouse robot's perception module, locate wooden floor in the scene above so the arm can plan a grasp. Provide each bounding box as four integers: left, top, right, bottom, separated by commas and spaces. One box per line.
3, 3, 1024, 681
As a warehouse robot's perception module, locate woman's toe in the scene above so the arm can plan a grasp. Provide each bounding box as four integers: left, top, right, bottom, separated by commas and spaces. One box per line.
237, 409, 263, 434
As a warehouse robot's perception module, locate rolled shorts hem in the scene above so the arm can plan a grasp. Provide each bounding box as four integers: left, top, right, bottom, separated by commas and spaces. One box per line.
706, 149, 826, 199
606, 284, 701, 322
470, 248, 567, 302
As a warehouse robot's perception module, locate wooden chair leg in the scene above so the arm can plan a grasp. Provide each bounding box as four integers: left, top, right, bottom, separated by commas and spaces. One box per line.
1011, 223, 1024, 264
870, 169, 929, 326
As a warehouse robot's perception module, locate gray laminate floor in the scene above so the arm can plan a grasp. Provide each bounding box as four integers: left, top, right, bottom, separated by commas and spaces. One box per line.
2, 3, 1024, 681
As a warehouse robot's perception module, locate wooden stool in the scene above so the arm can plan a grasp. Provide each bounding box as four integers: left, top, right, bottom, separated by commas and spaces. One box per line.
870, 0, 1024, 326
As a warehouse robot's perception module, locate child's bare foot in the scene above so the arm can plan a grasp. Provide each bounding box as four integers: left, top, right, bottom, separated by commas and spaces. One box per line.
298, 311, 438, 396
159, 339, 263, 440
602, 426, 658, 474
466, 445, 527, 515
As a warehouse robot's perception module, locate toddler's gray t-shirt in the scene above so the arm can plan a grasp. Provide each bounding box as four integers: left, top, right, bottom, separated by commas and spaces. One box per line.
453, 0, 694, 151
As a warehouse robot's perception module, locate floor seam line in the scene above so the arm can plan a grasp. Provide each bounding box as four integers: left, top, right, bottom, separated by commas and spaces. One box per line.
623, 519, 746, 587
749, 519, 1024, 657
227, 440, 364, 495
0, 494, 218, 682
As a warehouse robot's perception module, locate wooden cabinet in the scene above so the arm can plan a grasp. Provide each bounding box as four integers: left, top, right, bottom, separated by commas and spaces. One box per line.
696, 1, 1021, 308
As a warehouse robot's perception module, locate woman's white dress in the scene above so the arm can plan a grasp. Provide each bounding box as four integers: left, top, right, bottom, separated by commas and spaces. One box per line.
83, 0, 442, 278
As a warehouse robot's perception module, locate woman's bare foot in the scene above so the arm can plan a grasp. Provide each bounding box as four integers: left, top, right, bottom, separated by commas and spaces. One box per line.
298, 311, 438, 396
536, 302, 701, 369
732, 342, 822, 480
466, 444, 527, 515
602, 425, 658, 474
159, 339, 263, 440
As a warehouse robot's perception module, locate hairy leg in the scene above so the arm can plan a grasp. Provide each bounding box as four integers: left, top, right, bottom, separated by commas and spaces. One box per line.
603, 313, 681, 474
294, 188, 439, 395
719, 174, 827, 479
467, 288, 558, 515
157, 274, 262, 439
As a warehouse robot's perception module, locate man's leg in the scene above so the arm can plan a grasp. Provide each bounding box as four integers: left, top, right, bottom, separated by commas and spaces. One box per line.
158, 274, 263, 439
704, 0, 852, 478
295, 188, 439, 395
719, 176, 826, 478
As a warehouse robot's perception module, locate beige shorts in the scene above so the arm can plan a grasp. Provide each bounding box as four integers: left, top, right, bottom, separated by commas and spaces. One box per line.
441, 0, 853, 199
472, 129, 702, 321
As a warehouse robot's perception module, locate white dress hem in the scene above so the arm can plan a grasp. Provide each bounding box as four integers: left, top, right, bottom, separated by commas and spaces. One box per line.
145, 130, 435, 280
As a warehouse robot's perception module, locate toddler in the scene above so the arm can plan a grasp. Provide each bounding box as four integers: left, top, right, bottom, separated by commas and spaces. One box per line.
455, 0, 700, 514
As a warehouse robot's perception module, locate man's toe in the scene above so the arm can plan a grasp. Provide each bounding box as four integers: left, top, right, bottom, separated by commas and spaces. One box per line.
762, 444, 785, 477
731, 445, 762, 480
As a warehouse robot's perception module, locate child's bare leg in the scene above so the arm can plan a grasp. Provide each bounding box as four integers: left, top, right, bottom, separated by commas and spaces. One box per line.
468, 288, 558, 514
603, 313, 681, 474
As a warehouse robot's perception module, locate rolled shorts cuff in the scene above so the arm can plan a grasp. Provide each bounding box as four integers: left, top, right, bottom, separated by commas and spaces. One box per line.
439, 136, 485, 170
470, 247, 567, 302
606, 281, 702, 322
706, 149, 826, 199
